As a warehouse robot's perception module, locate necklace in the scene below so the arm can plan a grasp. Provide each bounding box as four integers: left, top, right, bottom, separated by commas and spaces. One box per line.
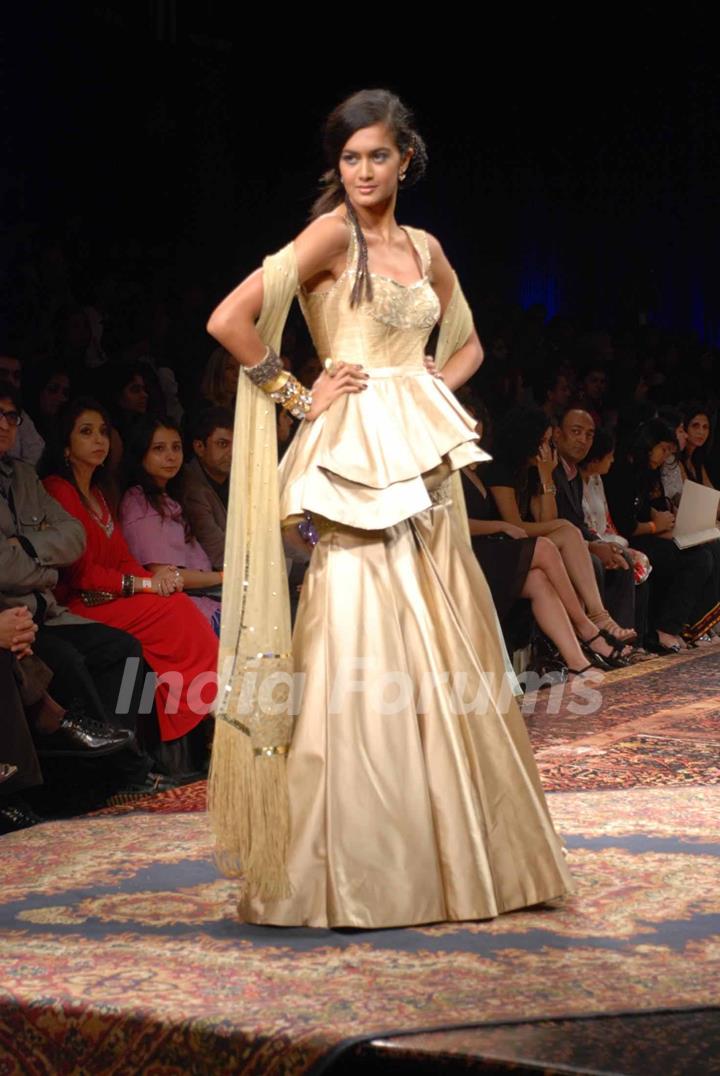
88, 489, 114, 538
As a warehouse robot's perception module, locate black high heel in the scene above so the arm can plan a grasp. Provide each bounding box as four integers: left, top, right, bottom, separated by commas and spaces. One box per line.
576, 628, 624, 667
577, 631, 616, 671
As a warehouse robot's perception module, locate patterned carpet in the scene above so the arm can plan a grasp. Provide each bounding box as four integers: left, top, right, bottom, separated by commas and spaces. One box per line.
1, 648, 718, 1074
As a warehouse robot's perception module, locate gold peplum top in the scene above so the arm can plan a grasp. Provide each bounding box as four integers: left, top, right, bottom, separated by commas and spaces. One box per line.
278, 223, 491, 530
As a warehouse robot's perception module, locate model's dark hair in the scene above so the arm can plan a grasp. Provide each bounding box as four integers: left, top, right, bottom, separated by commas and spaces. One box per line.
122, 414, 192, 540
680, 401, 713, 481
311, 89, 428, 308
581, 426, 615, 467
39, 396, 116, 509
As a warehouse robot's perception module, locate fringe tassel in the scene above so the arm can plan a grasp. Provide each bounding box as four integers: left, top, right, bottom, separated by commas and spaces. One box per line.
207, 720, 292, 902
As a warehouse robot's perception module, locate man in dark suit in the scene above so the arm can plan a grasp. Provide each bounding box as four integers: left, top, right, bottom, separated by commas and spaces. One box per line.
552, 407, 638, 633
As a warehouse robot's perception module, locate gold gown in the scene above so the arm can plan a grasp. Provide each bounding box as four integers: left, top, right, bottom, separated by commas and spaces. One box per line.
238, 225, 573, 928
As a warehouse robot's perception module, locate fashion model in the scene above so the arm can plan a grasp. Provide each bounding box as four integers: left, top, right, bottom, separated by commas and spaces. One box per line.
206, 88, 572, 928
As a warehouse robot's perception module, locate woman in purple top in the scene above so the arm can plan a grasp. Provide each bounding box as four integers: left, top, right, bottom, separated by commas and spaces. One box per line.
119, 416, 223, 634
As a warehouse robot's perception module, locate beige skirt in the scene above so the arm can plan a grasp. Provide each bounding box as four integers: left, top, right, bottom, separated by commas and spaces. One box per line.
239, 495, 573, 929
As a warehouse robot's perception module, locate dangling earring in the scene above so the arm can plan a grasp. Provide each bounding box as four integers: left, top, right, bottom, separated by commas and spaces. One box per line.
399, 172, 407, 183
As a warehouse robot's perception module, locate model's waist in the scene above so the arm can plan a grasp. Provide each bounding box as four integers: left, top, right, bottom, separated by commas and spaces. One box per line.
347, 363, 428, 379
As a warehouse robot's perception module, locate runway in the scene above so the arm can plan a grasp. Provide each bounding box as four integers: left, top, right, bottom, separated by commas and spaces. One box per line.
1, 648, 718, 1074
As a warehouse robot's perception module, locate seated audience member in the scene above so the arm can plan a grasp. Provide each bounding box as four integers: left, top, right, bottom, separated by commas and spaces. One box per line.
0, 603, 151, 828
552, 407, 640, 637
604, 419, 719, 652
576, 362, 609, 426
579, 427, 652, 585
680, 403, 715, 487
119, 416, 222, 633
535, 368, 572, 424
0, 381, 149, 785
462, 407, 623, 678
1, 606, 45, 831
199, 346, 238, 412
657, 406, 687, 508
661, 404, 720, 633
103, 362, 163, 470
42, 398, 218, 755
481, 406, 632, 665
24, 360, 72, 445
182, 407, 233, 570
0, 352, 45, 465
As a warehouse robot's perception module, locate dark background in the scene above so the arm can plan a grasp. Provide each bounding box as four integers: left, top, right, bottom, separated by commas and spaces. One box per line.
3, 2, 718, 344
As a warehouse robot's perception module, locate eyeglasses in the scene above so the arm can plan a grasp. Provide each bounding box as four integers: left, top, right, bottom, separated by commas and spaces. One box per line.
0, 409, 23, 427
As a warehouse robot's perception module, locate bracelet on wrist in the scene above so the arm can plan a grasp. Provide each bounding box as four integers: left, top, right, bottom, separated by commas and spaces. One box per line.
121, 573, 133, 598
541, 482, 557, 495
243, 347, 313, 419
141, 577, 153, 591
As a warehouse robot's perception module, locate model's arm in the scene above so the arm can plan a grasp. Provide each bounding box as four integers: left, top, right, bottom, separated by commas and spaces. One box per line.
426, 233, 484, 392
207, 216, 350, 364
207, 216, 367, 419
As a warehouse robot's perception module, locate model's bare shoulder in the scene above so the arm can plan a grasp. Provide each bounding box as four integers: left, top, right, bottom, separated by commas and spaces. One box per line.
293, 214, 351, 285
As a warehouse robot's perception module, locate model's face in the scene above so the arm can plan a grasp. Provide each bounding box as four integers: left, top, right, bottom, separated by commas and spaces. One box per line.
39, 373, 70, 416
649, 441, 675, 469
143, 426, 183, 487
195, 426, 233, 479
119, 375, 149, 414
0, 396, 19, 456
339, 123, 411, 208
67, 410, 110, 470
686, 413, 710, 450
0, 356, 21, 390
554, 409, 595, 464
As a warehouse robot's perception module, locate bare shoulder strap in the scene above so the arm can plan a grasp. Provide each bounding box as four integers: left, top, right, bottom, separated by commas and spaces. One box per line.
402, 225, 433, 280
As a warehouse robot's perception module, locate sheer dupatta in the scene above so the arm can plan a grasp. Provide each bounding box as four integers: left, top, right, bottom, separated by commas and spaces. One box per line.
208, 241, 298, 902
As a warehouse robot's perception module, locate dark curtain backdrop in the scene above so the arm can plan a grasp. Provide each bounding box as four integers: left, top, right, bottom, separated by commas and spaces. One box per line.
3, 3, 718, 343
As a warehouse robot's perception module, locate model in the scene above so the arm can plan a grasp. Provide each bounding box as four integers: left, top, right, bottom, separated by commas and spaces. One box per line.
206, 88, 573, 928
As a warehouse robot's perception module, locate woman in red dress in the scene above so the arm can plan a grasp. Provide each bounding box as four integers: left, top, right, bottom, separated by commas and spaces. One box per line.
42, 398, 219, 743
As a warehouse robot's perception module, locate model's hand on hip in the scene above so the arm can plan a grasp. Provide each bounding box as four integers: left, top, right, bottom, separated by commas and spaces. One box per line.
306, 363, 368, 421
423, 355, 444, 380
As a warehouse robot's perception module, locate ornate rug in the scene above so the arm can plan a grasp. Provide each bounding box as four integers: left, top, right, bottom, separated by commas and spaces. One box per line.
1, 786, 719, 1074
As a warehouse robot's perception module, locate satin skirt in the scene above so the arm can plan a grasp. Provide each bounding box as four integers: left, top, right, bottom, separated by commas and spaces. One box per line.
239, 501, 573, 929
